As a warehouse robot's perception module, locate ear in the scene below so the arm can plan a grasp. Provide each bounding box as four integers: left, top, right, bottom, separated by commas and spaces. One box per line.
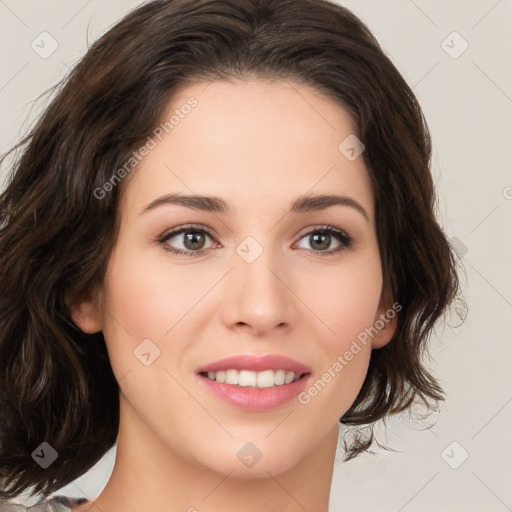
371, 285, 399, 349
67, 287, 103, 334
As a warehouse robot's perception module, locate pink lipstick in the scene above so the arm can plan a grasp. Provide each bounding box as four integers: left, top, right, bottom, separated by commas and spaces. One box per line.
196, 354, 312, 411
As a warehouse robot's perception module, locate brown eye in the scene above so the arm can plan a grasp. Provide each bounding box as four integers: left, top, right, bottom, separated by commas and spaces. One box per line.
157, 225, 217, 257
295, 226, 353, 256
181, 231, 207, 250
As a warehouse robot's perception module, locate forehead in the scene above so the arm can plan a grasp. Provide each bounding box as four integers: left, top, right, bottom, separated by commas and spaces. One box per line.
121, 79, 374, 223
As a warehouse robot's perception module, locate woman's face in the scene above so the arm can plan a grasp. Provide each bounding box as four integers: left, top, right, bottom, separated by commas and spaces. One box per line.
73, 79, 396, 478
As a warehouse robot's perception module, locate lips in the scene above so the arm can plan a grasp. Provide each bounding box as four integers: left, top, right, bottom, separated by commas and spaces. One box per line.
196, 354, 312, 374
195, 354, 312, 411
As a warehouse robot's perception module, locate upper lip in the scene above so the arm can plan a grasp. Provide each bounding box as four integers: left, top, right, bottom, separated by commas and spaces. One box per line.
196, 354, 312, 375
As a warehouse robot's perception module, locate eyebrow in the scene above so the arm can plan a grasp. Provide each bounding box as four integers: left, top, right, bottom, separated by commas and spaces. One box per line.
140, 193, 369, 222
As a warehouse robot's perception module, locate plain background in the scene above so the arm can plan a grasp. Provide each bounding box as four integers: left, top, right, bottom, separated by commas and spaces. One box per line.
1, 1, 511, 511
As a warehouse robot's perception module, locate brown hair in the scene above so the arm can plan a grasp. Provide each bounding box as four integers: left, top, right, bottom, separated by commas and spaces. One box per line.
0, 0, 464, 499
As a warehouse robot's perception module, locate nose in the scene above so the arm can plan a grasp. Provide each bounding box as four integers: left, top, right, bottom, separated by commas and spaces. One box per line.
221, 245, 297, 336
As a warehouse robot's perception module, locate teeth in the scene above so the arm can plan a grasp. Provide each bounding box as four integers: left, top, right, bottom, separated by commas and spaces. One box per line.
204, 369, 301, 388
226, 369, 239, 385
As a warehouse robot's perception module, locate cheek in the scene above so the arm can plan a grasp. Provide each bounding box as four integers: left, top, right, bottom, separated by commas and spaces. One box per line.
99, 243, 225, 389
305, 255, 383, 345
296, 257, 381, 416
99, 250, 173, 380
102, 248, 204, 340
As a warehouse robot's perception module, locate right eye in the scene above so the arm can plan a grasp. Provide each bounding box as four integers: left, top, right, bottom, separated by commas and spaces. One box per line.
156, 224, 219, 257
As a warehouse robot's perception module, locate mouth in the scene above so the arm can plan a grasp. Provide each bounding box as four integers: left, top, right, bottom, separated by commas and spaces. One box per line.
195, 354, 312, 411
198, 369, 309, 388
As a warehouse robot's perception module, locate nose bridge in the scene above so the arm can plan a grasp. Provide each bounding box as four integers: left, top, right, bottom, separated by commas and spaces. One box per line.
222, 234, 295, 333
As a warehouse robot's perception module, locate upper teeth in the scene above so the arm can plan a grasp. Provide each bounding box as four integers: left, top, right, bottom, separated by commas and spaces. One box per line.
206, 369, 300, 388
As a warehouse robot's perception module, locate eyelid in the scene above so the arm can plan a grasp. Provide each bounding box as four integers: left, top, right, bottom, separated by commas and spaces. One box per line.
295, 224, 350, 241
293, 224, 354, 255
156, 223, 219, 249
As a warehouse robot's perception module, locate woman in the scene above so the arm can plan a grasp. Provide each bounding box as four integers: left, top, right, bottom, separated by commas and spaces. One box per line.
0, 0, 462, 510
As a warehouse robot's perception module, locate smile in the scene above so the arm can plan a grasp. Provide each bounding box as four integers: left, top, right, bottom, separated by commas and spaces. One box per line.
196, 354, 312, 412
200, 369, 303, 388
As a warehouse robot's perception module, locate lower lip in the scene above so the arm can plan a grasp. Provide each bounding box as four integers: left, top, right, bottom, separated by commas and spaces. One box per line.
198, 374, 311, 411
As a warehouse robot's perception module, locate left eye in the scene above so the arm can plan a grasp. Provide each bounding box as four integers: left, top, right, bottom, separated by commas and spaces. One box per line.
294, 226, 353, 255
157, 224, 353, 257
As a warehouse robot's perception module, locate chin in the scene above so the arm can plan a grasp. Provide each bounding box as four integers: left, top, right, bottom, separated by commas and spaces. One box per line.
195, 442, 304, 479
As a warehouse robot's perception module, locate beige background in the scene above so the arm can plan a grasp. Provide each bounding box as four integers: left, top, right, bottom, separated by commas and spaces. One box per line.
1, 1, 511, 511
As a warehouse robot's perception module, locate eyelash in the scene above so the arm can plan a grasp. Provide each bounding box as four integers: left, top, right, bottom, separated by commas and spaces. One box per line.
156, 223, 354, 258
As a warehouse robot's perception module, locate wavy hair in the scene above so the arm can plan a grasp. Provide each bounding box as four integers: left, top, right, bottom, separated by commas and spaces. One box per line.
0, 0, 464, 499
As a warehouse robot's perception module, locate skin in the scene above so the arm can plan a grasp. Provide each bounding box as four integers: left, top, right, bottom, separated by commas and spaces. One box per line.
71, 79, 397, 512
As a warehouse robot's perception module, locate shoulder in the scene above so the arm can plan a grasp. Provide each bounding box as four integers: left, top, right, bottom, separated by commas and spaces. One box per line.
0, 495, 88, 512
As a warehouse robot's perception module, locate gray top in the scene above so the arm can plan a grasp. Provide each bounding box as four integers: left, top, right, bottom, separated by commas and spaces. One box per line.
0, 496, 88, 511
